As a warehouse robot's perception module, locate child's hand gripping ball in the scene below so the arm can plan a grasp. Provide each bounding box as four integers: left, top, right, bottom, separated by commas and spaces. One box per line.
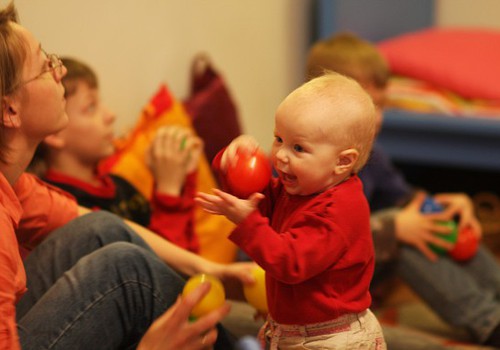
225, 150, 272, 199
243, 266, 268, 313
421, 196, 458, 255
182, 274, 225, 318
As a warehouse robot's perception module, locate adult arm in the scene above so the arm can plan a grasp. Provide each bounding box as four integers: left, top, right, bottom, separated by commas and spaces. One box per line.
0, 223, 23, 350
78, 206, 254, 294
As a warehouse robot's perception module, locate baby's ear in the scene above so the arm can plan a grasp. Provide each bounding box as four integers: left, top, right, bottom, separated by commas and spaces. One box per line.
334, 149, 359, 175
43, 132, 66, 149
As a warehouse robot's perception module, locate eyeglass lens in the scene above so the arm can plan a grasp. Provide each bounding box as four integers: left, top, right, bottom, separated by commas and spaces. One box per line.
48, 54, 62, 76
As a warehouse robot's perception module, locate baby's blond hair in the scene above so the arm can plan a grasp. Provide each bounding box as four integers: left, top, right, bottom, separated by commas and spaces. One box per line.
296, 72, 376, 172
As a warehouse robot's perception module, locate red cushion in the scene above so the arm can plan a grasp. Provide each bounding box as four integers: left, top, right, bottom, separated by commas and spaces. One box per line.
378, 28, 500, 100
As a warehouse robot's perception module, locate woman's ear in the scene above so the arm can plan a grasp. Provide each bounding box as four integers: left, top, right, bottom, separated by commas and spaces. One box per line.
334, 149, 359, 175
2, 96, 21, 128
43, 132, 66, 149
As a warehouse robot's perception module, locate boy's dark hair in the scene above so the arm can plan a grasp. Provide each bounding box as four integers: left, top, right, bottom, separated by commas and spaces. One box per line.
61, 57, 99, 98
306, 32, 390, 89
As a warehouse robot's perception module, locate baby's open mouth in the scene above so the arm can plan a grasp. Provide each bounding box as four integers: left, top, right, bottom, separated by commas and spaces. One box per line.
280, 172, 297, 185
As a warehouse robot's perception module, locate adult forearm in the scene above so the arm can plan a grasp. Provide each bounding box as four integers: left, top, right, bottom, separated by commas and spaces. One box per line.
78, 206, 214, 277
124, 219, 211, 276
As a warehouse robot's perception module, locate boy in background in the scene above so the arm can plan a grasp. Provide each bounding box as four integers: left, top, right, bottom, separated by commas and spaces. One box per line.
31, 57, 202, 252
306, 32, 500, 347
197, 73, 386, 349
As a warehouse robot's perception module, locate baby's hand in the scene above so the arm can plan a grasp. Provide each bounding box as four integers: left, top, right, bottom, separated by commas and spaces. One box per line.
195, 189, 264, 224
221, 135, 260, 170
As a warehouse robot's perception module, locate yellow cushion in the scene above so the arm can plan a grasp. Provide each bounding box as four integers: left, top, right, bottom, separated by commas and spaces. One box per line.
108, 84, 237, 263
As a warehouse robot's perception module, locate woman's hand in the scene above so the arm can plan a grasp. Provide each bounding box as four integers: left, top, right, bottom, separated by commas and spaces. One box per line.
395, 192, 455, 261
138, 282, 231, 350
147, 126, 203, 196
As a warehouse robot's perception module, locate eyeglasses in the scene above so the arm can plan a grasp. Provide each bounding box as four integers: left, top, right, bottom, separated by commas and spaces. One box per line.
19, 50, 64, 87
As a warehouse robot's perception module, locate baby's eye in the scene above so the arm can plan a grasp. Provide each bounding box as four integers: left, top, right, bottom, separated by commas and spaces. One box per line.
274, 136, 283, 143
294, 144, 304, 152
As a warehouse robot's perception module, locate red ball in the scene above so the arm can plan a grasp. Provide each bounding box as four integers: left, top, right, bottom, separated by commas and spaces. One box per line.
225, 150, 271, 198
449, 226, 480, 262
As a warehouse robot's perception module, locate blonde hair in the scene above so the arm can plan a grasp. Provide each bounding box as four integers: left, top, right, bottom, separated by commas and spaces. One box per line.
306, 32, 389, 88
298, 72, 376, 172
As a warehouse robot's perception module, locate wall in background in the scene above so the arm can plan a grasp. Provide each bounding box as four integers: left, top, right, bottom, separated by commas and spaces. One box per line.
8, 0, 313, 152
3, 0, 499, 152
436, 0, 500, 28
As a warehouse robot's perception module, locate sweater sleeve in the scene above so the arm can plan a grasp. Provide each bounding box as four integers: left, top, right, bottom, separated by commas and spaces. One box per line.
148, 172, 199, 252
0, 221, 22, 350
230, 206, 350, 285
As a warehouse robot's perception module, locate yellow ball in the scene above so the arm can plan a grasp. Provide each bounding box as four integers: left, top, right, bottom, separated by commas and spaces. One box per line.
182, 274, 225, 318
243, 266, 268, 313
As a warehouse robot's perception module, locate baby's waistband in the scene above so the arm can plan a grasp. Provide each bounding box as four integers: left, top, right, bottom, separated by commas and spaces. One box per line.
267, 310, 367, 338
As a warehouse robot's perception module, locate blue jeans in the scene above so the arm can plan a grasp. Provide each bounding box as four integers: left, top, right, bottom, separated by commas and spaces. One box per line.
16, 211, 233, 349
398, 244, 500, 343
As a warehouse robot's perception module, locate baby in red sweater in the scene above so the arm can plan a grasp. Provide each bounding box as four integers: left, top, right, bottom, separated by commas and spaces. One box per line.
197, 72, 386, 349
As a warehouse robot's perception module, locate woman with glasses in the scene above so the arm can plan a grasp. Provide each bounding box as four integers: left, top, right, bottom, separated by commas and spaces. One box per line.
0, 3, 252, 349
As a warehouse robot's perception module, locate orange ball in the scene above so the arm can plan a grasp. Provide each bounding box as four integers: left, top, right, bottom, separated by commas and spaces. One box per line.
243, 266, 268, 313
182, 274, 225, 318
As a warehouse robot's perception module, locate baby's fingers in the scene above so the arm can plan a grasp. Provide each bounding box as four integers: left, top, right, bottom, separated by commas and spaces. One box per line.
195, 191, 226, 213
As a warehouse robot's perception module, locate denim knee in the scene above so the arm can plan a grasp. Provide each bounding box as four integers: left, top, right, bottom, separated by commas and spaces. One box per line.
78, 210, 129, 235
19, 242, 184, 350
88, 241, 184, 306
